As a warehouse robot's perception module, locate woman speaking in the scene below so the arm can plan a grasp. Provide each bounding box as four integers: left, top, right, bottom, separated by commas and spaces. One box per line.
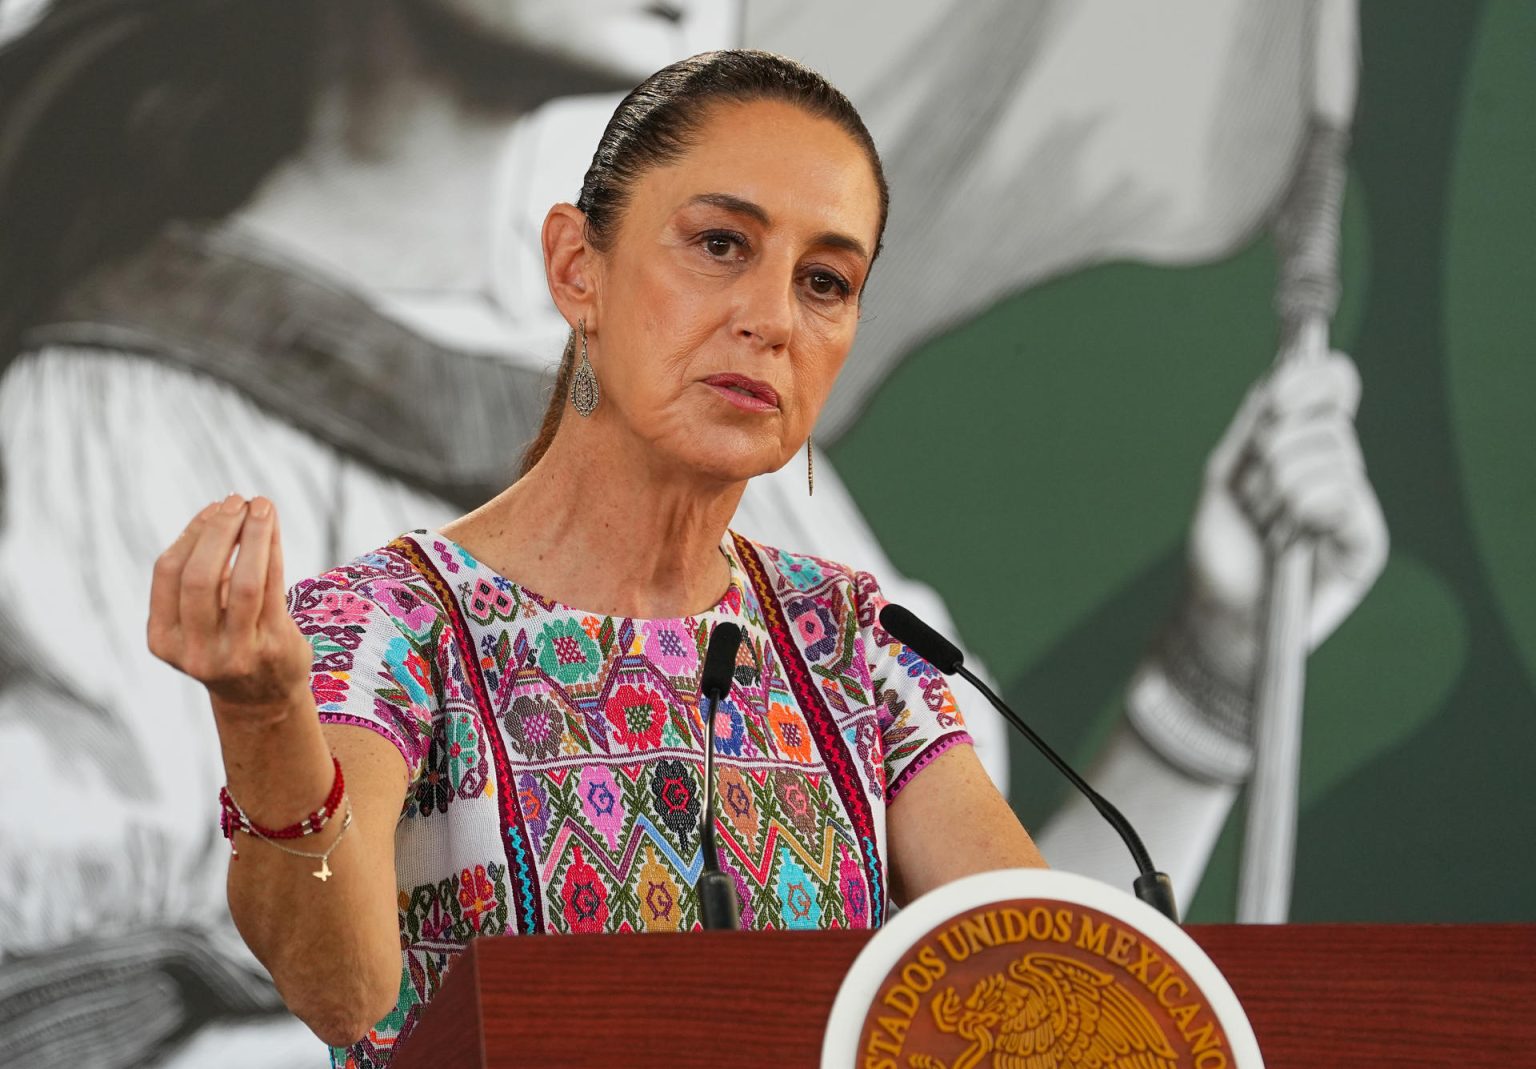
146, 50, 1044, 1067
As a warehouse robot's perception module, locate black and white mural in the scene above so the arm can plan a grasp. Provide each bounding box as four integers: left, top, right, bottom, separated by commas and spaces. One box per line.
4, 1, 1529, 1065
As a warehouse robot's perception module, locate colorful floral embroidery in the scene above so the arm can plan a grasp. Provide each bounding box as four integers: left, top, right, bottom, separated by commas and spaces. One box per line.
787, 597, 838, 662
605, 682, 668, 752
775, 849, 821, 930
312, 672, 349, 709
635, 845, 683, 931
303, 531, 970, 1068
300, 590, 375, 627
778, 552, 825, 591
578, 764, 627, 850
642, 619, 697, 677
649, 758, 700, 847
371, 581, 439, 634
502, 693, 562, 760
535, 618, 602, 685
560, 844, 610, 933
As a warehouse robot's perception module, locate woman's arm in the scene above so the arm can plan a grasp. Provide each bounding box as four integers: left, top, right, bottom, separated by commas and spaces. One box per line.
148, 497, 406, 1046
885, 744, 1045, 907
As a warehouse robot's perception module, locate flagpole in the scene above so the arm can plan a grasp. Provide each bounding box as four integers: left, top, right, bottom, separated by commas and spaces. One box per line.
1237, 0, 1360, 924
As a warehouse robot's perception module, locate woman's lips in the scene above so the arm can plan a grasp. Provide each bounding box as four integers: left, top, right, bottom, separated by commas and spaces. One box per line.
704, 373, 780, 412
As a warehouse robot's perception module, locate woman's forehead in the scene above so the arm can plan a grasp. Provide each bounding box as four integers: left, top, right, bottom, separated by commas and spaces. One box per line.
631, 99, 882, 247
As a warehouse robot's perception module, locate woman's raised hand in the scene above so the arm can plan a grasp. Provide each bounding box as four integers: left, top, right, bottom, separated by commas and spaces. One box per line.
1183, 351, 1389, 672
147, 494, 314, 722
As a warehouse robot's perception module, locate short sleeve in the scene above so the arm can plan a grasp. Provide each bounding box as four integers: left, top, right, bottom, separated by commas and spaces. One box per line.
854, 571, 973, 802
287, 560, 446, 783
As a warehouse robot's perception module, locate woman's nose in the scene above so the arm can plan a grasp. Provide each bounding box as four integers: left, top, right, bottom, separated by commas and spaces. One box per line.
733, 265, 794, 351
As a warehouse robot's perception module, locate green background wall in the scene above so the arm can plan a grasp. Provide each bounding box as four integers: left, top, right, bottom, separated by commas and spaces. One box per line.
832, 0, 1535, 923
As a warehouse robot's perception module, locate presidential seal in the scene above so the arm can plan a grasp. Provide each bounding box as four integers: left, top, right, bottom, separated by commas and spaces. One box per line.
823, 870, 1263, 1069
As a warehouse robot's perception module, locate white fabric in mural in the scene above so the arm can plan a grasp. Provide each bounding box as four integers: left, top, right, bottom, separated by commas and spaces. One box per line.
750, 0, 1315, 436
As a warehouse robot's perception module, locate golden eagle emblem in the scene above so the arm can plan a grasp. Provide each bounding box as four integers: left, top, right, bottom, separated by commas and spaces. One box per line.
907, 951, 1178, 1069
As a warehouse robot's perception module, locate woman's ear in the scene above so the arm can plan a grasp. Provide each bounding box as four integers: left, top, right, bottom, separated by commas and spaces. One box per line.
543, 203, 597, 329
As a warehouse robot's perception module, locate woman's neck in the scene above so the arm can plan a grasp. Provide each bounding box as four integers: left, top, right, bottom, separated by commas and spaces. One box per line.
444, 427, 746, 621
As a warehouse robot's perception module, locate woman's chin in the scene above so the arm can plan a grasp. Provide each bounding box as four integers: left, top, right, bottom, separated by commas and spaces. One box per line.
673, 445, 788, 488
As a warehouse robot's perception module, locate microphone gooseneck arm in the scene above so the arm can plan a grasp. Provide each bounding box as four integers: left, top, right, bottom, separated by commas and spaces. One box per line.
696, 622, 743, 930
879, 604, 1179, 923
700, 689, 724, 872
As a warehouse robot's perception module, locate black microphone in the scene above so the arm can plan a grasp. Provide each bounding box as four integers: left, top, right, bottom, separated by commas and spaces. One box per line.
878, 603, 1180, 923
695, 622, 743, 930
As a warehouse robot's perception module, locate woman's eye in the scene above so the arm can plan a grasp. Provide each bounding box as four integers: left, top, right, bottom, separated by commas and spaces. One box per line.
806, 271, 852, 300
701, 233, 742, 258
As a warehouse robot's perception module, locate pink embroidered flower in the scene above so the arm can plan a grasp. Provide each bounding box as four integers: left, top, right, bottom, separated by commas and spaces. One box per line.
578, 765, 627, 850
465, 577, 516, 623
300, 590, 373, 627
372, 580, 438, 633
719, 582, 743, 615
642, 620, 696, 678
605, 683, 667, 751
838, 843, 870, 929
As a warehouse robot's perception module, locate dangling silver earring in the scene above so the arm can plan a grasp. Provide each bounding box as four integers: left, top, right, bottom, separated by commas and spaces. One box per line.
571, 318, 600, 417
806, 434, 815, 496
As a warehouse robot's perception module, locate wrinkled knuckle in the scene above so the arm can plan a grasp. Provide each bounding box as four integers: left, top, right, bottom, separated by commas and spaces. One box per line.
181, 573, 216, 596
230, 577, 264, 603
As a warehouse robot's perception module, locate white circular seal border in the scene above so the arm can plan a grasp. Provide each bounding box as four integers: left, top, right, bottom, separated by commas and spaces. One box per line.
822, 868, 1265, 1068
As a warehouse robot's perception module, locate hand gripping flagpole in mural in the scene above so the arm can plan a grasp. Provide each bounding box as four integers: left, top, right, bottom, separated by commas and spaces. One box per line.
1238, 0, 1361, 924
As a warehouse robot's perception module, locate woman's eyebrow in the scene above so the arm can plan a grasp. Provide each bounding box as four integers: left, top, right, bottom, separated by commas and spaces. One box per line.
683, 192, 870, 263
686, 191, 769, 225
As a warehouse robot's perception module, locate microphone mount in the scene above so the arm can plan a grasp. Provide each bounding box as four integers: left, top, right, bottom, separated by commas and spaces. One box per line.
879, 603, 1180, 923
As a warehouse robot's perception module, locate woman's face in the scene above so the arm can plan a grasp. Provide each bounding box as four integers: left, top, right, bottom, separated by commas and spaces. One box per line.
585, 98, 882, 485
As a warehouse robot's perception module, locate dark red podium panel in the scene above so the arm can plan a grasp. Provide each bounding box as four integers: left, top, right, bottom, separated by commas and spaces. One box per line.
394, 928, 869, 1068
1196, 923, 1536, 1067
394, 923, 1536, 1068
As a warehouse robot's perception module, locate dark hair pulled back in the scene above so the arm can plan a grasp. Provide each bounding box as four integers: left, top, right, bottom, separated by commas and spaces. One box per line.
519, 48, 889, 476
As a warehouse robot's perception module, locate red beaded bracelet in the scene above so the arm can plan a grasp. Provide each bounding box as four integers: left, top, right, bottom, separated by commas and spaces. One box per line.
219, 755, 345, 848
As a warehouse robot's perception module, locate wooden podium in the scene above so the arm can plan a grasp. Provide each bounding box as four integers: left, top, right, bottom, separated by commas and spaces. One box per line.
394, 924, 1536, 1068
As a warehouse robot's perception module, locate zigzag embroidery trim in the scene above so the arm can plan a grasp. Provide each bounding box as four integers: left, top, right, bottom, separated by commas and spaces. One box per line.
394, 535, 547, 936
731, 532, 886, 927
